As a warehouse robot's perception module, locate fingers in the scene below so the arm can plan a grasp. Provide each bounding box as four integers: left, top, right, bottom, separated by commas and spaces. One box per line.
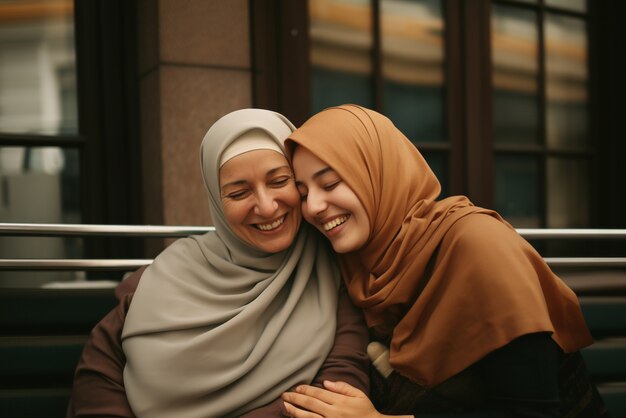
282, 400, 322, 418
292, 384, 339, 404
367, 342, 393, 378
283, 383, 380, 418
367, 341, 387, 361
323, 380, 366, 398
282, 387, 331, 417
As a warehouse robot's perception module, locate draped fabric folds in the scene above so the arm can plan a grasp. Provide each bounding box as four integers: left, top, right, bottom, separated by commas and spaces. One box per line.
122, 109, 340, 417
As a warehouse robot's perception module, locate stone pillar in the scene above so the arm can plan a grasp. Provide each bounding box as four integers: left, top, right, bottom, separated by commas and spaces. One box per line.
136, 0, 253, 255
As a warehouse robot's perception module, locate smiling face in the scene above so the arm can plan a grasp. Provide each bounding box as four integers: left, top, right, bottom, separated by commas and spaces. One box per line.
292, 146, 370, 253
219, 149, 301, 253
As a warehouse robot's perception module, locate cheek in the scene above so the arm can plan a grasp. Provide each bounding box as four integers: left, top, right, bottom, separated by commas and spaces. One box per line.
355, 202, 371, 241
300, 202, 314, 222
281, 184, 302, 212
221, 200, 247, 225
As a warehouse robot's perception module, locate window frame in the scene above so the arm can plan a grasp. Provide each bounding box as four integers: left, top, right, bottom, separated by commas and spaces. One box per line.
0, 0, 142, 260
251, 0, 621, 229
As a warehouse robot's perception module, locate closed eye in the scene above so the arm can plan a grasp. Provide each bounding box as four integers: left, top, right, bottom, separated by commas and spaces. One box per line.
224, 189, 250, 200
323, 180, 340, 191
270, 176, 292, 187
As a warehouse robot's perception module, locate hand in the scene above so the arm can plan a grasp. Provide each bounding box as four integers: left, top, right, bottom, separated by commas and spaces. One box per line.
367, 341, 393, 378
282, 380, 382, 418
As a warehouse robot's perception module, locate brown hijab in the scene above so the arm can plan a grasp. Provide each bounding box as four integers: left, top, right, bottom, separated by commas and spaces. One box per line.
287, 104, 592, 387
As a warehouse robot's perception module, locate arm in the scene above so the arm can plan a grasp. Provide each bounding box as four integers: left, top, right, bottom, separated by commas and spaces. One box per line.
311, 283, 370, 391
472, 332, 560, 418
66, 268, 145, 418
242, 284, 370, 418
282, 333, 560, 418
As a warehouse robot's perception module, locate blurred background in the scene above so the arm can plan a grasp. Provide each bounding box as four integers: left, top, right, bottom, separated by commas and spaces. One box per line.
0, 0, 624, 285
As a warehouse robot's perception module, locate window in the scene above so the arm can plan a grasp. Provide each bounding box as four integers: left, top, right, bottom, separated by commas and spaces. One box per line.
491, 0, 590, 227
308, 0, 449, 194
0, 0, 81, 286
0, 0, 141, 287
253, 0, 606, 230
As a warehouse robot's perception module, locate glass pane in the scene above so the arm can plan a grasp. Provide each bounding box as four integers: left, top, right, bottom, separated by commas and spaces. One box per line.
309, 0, 374, 113
381, 0, 444, 143
495, 155, 540, 227
0, 146, 82, 286
545, 14, 588, 149
422, 151, 447, 198
311, 68, 374, 113
545, 0, 586, 13
0, 0, 77, 135
491, 5, 540, 144
547, 157, 588, 228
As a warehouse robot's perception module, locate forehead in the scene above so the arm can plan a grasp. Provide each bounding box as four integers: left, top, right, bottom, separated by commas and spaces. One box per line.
292, 146, 330, 178
219, 149, 289, 184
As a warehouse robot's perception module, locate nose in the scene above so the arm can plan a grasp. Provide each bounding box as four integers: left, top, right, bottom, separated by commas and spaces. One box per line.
303, 188, 327, 217
253, 188, 279, 217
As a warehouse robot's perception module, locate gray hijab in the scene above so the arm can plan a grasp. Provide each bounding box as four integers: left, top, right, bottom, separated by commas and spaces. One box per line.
122, 109, 340, 417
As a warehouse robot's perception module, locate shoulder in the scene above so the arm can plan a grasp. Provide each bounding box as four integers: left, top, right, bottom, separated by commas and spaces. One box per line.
438, 213, 528, 274
114, 265, 146, 301
150, 234, 216, 267
160, 235, 202, 255
443, 213, 517, 251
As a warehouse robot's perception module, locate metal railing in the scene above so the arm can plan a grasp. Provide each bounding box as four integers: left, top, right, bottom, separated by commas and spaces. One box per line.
519, 228, 626, 268
1, 223, 625, 270
0, 223, 214, 237
0, 223, 213, 271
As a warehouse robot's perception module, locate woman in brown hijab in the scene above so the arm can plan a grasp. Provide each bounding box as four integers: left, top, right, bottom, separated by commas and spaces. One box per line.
282, 105, 607, 418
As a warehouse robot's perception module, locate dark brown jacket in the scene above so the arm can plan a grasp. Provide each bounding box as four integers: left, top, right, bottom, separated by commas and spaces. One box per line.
67, 266, 370, 417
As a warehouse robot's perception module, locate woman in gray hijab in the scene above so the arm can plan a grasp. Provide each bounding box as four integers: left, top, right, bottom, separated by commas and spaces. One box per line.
67, 109, 369, 418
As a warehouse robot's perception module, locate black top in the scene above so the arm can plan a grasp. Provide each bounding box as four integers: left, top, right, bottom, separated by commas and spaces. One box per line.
371, 332, 609, 417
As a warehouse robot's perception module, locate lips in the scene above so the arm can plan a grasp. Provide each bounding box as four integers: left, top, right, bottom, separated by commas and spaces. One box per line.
322, 215, 349, 232
255, 214, 287, 231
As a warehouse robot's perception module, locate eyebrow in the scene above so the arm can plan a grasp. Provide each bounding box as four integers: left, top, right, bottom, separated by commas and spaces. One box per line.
312, 167, 334, 179
220, 165, 291, 189
295, 167, 334, 189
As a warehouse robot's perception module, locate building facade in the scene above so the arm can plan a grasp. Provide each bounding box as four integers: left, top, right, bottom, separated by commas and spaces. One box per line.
0, 0, 624, 280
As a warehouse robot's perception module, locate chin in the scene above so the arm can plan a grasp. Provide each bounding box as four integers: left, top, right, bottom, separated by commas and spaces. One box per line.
330, 235, 364, 253
260, 230, 298, 253
330, 242, 351, 254
260, 240, 292, 253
